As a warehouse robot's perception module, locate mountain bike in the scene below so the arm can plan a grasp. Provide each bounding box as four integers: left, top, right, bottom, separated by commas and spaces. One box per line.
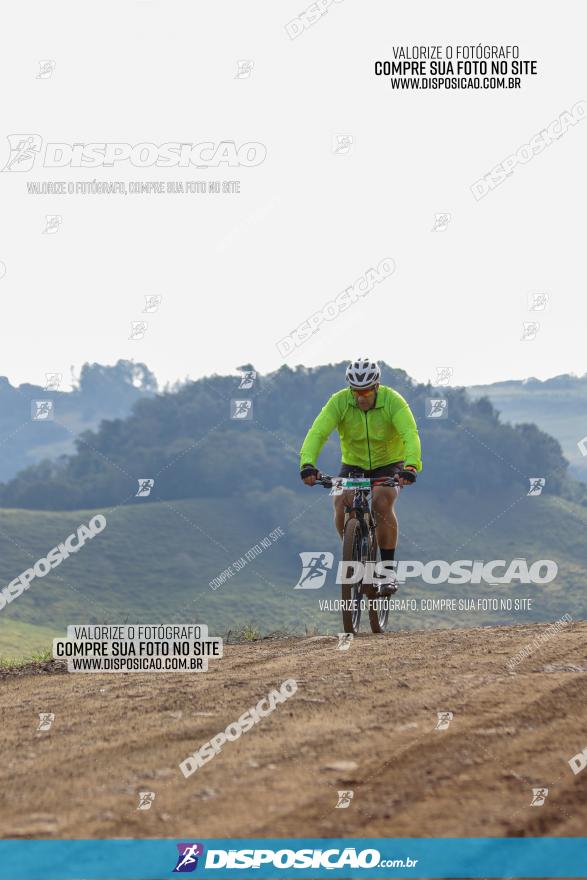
315, 474, 399, 635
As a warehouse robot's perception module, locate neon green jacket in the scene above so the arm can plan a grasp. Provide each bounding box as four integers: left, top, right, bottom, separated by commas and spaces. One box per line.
299, 385, 422, 472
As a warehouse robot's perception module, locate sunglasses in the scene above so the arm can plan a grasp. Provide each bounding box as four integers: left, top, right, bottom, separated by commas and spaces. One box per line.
351, 386, 377, 397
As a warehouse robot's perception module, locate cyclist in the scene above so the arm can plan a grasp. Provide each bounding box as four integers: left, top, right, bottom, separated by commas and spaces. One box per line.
299, 358, 422, 597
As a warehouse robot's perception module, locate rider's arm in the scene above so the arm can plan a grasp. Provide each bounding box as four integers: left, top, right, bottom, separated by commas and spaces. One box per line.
391, 403, 422, 472
299, 395, 340, 468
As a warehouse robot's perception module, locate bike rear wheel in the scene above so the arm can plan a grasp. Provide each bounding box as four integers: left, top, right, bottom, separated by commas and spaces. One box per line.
341, 517, 364, 634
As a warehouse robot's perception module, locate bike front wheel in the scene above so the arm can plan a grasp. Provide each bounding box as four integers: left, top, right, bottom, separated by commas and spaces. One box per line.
367, 530, 389, 634
341, 517, 364, 634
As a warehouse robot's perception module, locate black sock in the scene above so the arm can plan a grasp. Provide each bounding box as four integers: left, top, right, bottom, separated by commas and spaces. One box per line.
380, 547, 395, 561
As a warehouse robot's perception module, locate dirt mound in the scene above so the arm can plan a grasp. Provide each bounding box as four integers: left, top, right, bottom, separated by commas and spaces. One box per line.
2, 622, 587, 838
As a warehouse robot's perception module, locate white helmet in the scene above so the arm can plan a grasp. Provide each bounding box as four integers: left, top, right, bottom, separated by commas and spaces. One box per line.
345, 358, 381, 389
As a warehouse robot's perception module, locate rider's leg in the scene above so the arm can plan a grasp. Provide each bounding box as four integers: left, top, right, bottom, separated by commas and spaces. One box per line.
371, 485, 399, 553
333, 490, 355, 539
371, 485, 400, 596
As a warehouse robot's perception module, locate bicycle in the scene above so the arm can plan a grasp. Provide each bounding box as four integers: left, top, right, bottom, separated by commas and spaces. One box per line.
314, 473, 399, 635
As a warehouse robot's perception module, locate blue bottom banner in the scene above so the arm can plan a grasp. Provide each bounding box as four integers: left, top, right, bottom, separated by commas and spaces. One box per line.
0, 838, 586, 879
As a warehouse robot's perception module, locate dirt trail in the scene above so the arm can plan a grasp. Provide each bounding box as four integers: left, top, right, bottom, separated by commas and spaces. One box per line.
2, 622, 587, 839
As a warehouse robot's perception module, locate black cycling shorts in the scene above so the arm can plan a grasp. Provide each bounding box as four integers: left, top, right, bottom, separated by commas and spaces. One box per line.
338, 461, 404, 479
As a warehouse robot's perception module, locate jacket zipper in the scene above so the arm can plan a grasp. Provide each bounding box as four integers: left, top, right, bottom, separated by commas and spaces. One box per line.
363, 410, 372, 470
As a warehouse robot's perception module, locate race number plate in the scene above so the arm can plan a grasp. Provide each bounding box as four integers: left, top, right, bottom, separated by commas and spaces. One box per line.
339, 477, 371, 489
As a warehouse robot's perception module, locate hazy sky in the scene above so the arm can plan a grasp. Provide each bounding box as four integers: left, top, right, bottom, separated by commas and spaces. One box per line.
1, 0, 585, 391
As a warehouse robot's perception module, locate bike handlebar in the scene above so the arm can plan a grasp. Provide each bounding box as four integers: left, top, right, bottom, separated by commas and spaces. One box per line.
316, 474, 399, 489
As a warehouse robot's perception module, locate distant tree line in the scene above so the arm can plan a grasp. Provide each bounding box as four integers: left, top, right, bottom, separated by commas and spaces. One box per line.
0, 362, 582, 510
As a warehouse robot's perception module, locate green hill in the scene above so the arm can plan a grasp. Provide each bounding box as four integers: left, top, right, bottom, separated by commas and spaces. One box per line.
468, 374, 587, 484
1, 488, 585, 656
0, 360, 155, 483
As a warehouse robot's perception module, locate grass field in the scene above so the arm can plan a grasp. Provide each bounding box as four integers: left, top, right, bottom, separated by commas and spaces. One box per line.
0, 487, 585, 655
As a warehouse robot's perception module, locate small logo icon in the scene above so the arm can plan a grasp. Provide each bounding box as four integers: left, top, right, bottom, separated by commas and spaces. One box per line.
426, 398, 448, 419
238, 370, 256, 390
530, 787, 549, 806
435, 711, 453, 730
173, 843, 204, 873
44, 372, 62, 391
294, 551, 334, 589
0, 261, 6, 279
577, 436, 587, 457
521, 321, 540, 341
37, 712, 55, 732
435, 366, 453, 386
143, 295, 162, 313
230, 399, 253, 420
527, 477, 545, 497
136, 478, 155, 497
31, 400, 54, 421
337, 633, 353, 651
36, 60, 56, 79
137, 791, 156, 810
42, 214, 62, 234
335, 789, 354, 808
129, 321, 148, 340
332, 134, 354, 156
2, 134, 42, 171
235, 60, 254, 79
432, 213, 451, 231
528, 293, 549, 311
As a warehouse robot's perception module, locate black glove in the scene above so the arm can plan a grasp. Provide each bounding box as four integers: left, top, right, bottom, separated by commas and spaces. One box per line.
399, 466, 417, 484
300, 464, 319, 481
